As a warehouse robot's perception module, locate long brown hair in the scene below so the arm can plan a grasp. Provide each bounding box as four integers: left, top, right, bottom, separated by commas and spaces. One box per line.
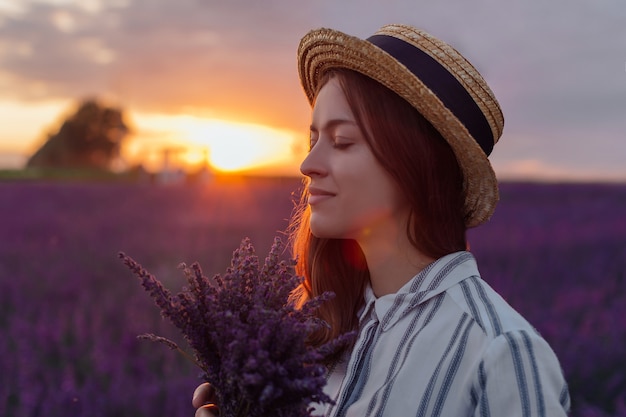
289, 69, 466, 349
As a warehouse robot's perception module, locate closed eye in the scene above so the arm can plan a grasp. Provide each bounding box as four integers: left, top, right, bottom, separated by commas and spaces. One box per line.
333, 142, 353, 150
333, 135, 355, 149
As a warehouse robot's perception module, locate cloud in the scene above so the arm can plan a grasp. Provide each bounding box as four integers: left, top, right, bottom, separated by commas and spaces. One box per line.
2, 0, 624, 124
494, 157, 626, 183
0, 0, 624, 180
491, 126, 626, 183
0, 0, 315, 127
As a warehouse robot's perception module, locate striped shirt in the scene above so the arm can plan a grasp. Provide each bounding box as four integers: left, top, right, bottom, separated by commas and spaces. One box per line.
312, 251, 570, 417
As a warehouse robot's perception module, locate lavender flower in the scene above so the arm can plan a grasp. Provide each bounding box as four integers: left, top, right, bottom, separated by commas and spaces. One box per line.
120, 237, 354, 417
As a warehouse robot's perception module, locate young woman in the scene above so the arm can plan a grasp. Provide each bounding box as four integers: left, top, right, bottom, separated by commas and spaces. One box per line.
194, 24, 570, 417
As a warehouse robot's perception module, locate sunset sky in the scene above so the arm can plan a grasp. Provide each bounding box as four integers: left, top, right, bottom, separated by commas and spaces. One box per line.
0, 0, 625, 180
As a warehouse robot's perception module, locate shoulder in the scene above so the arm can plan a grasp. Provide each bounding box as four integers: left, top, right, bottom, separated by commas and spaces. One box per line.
482, 329, 562, 374
473, 329, 571, 415
446, 275, 537, 338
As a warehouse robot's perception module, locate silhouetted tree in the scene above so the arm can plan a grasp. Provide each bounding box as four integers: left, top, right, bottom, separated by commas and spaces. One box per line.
27, 99, 129, 171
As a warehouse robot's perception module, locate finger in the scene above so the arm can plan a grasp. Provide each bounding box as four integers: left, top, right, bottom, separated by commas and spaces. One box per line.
192, 383, 215, 408
195, 404, 219, 417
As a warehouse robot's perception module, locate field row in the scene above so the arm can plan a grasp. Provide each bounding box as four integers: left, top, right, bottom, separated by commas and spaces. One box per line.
1, 180, 625, 416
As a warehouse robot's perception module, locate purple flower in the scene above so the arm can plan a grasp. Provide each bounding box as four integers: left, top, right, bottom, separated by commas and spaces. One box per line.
120, 237, 354, 417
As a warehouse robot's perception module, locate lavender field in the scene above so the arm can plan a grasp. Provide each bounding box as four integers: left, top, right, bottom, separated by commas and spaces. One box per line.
1, 178, 625, 417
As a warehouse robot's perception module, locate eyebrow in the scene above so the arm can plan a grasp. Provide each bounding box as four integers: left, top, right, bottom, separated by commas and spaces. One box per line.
309, 118, 359, 132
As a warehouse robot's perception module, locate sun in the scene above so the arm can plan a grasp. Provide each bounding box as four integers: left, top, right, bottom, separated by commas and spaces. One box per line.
129, 113, 303, 175
183, 118, 287, 172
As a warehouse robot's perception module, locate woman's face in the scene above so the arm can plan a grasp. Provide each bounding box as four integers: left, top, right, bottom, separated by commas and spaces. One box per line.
300, 77, 409, 241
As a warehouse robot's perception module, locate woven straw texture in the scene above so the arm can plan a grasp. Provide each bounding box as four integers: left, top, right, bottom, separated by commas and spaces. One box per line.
298, 24, 505, 227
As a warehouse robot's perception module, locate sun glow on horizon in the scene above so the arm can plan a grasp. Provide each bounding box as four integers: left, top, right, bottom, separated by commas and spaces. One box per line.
129, 113, 304, 175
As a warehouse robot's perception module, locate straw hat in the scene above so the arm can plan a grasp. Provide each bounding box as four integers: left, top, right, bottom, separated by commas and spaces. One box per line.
297, 24, 504, 227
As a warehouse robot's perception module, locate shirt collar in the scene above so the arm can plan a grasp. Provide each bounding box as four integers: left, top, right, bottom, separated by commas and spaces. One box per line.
359, 251, 479, 331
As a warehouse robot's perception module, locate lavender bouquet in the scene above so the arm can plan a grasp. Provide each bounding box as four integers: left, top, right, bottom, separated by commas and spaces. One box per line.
120, 237, 352, 417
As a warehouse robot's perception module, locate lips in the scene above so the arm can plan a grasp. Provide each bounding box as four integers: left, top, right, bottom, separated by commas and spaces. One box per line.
307, 186, 335, 205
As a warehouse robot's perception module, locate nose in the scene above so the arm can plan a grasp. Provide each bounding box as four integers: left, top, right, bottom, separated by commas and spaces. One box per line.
300, 142, 327, 178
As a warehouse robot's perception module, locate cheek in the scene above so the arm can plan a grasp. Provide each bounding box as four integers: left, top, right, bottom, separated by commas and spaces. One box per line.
350, 171, 410, 225
347, 195, 397, 229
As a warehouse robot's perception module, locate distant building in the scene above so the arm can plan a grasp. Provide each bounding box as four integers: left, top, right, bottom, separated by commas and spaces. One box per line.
155, 147, 183, 185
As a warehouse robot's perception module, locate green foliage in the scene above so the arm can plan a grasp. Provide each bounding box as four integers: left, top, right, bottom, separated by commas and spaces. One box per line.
26, 99, 130, 171
0, 167, 142, 182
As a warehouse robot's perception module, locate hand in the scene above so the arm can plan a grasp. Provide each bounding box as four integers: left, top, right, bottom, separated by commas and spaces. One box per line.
192, 383, 219, 417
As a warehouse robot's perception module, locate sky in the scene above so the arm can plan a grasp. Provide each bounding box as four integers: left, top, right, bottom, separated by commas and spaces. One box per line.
0, 0, 625, 180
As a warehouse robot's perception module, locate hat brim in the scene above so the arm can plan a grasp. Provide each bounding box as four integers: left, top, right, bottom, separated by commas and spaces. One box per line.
298, 26, 500, 227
